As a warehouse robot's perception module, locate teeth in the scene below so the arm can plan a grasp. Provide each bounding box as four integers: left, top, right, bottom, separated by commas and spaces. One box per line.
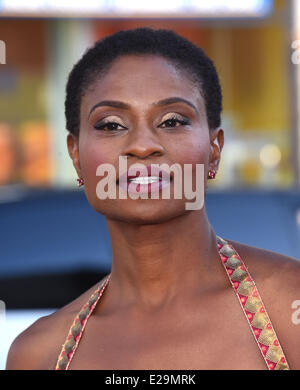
129, 176, 161, 184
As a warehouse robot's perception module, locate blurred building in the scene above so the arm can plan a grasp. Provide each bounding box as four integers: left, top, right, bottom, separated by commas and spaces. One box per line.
0, 0, 299, 190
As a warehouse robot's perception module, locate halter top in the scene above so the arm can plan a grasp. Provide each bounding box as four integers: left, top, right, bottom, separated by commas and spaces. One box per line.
55, 236, 290, 370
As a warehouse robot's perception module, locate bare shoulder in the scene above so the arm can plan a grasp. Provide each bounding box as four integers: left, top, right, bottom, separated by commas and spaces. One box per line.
226, 238, 300, 369
5, 276, 108, 370
225, 238, 300, 291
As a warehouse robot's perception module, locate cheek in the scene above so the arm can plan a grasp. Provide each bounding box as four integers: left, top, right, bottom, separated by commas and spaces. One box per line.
79, 137, 115, 179
169, 134, 210, 190
171, 134, 210, 166
78, 138, 117, 209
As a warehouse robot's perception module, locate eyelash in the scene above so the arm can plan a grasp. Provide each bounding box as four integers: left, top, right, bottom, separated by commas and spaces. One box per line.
94, 121, 126, 131
94, 115, 190, 131
158, 116, 190, 128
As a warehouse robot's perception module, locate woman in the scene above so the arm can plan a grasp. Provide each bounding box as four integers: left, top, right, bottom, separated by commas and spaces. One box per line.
6, 27, 300, 370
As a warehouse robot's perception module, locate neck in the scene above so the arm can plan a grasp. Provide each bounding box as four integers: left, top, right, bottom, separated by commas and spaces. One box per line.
105, 207, 225, 311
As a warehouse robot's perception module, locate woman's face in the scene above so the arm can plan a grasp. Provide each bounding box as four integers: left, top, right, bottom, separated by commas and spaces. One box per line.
68, 54, 223, 223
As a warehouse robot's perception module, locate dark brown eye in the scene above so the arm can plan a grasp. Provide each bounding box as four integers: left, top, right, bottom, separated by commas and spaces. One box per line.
159, 117, 190, 128
94, 121, 127, 131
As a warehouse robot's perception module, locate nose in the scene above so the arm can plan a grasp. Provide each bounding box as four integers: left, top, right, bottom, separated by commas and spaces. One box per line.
121, 125, 165, 160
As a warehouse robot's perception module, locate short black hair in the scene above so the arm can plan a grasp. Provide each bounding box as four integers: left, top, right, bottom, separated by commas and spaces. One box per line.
65, 27, 222, 136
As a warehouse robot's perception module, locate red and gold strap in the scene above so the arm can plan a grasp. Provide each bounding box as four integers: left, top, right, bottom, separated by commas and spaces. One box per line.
55, 237, 290, 370
55, 274, 111, 370
216, 236, 290, 370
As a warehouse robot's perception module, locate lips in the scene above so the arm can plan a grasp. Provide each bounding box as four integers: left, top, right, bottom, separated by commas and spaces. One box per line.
117, 165, 172, 184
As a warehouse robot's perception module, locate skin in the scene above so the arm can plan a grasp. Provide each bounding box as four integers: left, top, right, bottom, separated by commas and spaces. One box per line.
6, 54, 300, 370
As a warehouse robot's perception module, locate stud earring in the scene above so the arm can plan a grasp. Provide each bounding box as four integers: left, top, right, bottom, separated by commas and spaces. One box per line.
208, 169, 217, 179
77, 178, 84, 187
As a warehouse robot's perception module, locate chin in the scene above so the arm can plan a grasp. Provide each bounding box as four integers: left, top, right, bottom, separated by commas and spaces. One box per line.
94, 199, 187, 225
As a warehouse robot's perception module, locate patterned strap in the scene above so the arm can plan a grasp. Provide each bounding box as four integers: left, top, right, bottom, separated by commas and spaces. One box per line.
55, 275, 111, 370
55, 236, 290, 370
216, 236, 290, 370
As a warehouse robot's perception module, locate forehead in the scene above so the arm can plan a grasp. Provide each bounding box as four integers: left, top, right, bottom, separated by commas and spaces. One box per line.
82, 55, 205, 112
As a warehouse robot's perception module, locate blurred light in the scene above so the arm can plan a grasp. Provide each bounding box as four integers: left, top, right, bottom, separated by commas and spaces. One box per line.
0, 124, 16, 185
46, 0, 105, 11
189, 0, 272, 15
114, 0, 184, 12
0, 0, 273, 17
0, 0, 42, 11
296, 209, 300, 229
295, 0, 300, 33
292, 0, 300, 186
0, 0, 104, 11
259, 144, 282, 168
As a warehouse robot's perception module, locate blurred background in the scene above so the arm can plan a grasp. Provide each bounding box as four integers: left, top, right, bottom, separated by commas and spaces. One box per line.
1, 0, 300, 369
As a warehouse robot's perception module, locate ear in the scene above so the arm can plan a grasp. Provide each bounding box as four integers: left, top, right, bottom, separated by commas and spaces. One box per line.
209, 128, 224, 172
67, 133, 82, 178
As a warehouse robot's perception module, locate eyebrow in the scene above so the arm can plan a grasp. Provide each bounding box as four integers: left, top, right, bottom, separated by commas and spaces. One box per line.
153, 97, 198, 114
88, 97, 198, 119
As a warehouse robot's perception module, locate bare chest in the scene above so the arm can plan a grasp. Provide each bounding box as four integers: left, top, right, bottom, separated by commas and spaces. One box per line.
61, 298, 269, 370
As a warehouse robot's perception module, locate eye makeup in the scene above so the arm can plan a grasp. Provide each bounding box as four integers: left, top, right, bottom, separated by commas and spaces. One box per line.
158, 112, 191, 128
93, 115, 127, 131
